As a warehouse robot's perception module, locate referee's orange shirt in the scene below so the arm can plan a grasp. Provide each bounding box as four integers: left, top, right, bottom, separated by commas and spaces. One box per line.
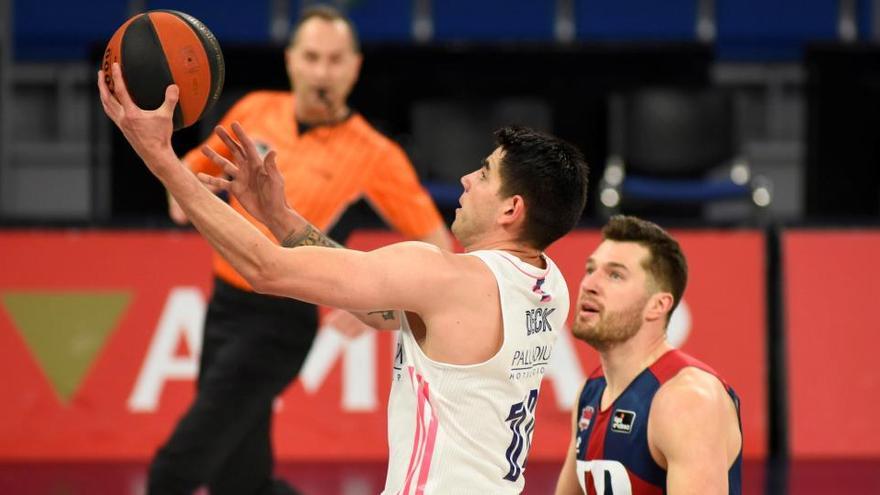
183, 90, 446, 291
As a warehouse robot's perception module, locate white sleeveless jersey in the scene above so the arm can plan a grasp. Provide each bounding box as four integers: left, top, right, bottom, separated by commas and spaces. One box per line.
383, 250, 569, 494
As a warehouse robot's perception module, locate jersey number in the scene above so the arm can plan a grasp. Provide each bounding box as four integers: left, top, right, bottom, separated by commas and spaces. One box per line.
577, 460, 632, 495
503, 389, 539, 481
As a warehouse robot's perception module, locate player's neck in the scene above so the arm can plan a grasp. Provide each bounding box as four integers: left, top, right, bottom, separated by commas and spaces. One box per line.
466, 239, 544, 268
504, 246, 545, 268
598, 332, 671, 408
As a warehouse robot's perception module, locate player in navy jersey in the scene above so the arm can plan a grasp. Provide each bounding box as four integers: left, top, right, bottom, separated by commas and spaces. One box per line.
555, 216, 742, 495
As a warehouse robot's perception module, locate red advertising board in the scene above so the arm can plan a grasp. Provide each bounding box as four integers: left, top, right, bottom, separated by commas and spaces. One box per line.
0, 229, 766, 461
784, 230, 880, 458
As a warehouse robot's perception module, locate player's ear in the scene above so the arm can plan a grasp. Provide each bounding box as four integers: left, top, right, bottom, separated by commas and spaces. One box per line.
499, 194, 525, 226
645, 291, 674, 323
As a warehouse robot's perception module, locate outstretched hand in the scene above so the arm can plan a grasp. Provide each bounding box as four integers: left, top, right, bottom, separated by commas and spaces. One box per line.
97, 63, 179, 173
198, 122, 293, 228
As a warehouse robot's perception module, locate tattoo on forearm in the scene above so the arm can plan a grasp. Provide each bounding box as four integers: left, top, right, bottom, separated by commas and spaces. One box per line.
367, 310, 397, 321
280, 224, 343, 249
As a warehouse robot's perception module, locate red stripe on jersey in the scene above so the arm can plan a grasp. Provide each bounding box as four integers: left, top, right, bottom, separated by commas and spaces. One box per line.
585, 408, 611, 495
584, 471, 596, 495
649, 349, 725, 386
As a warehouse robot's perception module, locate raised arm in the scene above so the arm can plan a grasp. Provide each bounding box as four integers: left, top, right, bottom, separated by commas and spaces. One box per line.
196, 123, 404, 329
277, 222, 405, 330
648, 368, 742, 495
97, 64, 454, 319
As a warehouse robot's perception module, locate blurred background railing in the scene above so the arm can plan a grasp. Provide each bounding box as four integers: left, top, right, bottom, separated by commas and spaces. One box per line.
2, 0, 880, 225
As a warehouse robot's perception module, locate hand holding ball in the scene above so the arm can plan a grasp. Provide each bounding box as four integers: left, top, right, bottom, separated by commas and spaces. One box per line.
102, 10, 224, 130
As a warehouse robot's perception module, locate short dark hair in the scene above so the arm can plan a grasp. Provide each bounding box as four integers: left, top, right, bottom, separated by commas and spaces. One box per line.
601, 215, 688, 316
289, 4, 360, 53
494, 126, 589, 250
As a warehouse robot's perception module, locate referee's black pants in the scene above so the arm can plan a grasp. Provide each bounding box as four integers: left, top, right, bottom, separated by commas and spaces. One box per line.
147, 277, 317, 495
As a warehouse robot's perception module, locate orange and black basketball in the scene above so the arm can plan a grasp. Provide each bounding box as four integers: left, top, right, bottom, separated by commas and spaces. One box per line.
103, 10, 225, 130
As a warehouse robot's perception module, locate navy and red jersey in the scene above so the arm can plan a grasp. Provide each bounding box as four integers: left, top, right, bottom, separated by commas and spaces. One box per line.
573, 349, 742, 495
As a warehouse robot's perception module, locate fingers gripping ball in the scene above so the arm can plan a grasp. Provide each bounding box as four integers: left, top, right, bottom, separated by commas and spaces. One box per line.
103, 10, 224, 130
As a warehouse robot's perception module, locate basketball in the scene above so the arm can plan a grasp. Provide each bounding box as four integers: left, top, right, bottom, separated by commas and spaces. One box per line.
102, 10, 225, 130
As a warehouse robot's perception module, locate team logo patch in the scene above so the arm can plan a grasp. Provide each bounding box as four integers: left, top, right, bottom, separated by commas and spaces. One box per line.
578, 405, 595, 431
610, 409, 636, 434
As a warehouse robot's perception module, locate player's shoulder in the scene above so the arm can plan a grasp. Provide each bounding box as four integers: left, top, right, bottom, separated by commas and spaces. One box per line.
377, 242, 488, 284
385, 240, 444, 254
652, 366, 731, 420
399, 242, 481, 267
375, 240, 450, 265
648, 359, 740, 461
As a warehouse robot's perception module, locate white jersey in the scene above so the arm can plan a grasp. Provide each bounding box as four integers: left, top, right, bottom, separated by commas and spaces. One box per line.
383, 250, 569, 494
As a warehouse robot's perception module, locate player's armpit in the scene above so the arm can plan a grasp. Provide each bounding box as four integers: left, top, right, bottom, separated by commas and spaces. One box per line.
321, 308, 394, 337
648, 368, 741, 495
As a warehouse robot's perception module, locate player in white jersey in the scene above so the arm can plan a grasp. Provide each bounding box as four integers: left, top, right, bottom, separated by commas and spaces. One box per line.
386, 250, 567, 493
98, 64, 589, 493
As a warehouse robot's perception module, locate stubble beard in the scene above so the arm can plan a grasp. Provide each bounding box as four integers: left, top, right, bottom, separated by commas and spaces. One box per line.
572, 297, 647, 352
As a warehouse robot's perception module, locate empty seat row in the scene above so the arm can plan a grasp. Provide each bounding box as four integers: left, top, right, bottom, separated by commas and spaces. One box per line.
12, 0, 874, 60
